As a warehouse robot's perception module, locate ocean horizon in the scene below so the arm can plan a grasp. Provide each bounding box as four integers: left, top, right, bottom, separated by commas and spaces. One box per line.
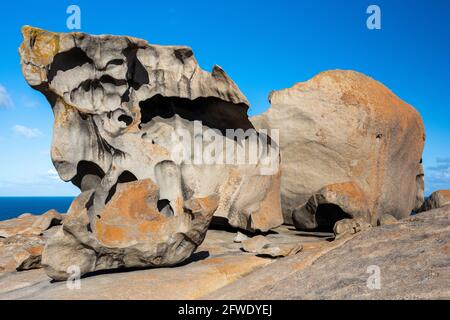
0, 197, 75, 221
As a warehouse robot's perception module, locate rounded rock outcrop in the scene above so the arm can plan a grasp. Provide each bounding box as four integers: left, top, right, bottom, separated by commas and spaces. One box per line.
252, 70, 425, 229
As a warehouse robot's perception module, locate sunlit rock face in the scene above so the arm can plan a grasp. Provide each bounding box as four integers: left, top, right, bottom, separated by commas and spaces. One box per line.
252, 70, 425, 230
19, 26, 282, 280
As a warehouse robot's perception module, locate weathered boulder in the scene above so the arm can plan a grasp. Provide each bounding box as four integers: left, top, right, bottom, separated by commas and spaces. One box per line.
30, 209, 64, 234
0, 210, 63, 238
378, 214, 398, 226
0, 234, 45, 273
241, 235, 302, 258
252, 70, 425, 229
233, 231, 249, 243
0, 215, 37, 238
15, 245, 44, 271
419, 190, 450, 212
19, 26, 282, 279
42, 181, 219, 280
0, 210, 64, 274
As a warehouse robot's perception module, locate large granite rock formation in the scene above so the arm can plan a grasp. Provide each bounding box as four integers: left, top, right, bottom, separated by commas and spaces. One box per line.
252, 70, 425, 229
19, 26, 282, 279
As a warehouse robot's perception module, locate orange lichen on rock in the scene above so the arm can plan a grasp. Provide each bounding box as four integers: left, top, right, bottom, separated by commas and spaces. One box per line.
94, 179, 185, 247
20, 26, 61, 67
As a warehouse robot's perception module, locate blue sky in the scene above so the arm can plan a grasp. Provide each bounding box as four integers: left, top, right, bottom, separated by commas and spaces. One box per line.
0, 0, 449, 196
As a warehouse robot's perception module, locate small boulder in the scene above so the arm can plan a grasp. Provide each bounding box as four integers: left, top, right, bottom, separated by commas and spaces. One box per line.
419, 190, 450, 212
242, 235, 271, 252
241, 235, 302, 258
0, 214, 37, 238
379, 214, 398, 226
0, 234, 45, 273
29, 209, 64, 235
15, 245, 44, 271
333, 217, 372, 239
233, 231, 249, 243
0, 210, 64, 238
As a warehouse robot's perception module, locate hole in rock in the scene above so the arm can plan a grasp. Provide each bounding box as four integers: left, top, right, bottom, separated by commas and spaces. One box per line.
79, 76, 128, 92
99, 75, 127, 86
122, 45, 149, 90
48, 218, 62, 229
104, 171, 138, 204
48, 47, 93, 82
106, 59, 124, 67
174, 48, 194, 62
118, 115, 133, 126
71, 161, 106, 190
138, 94, 254, 135
157, 199, 174, 217
210, 217, 277, 235
314, 203, 351, 232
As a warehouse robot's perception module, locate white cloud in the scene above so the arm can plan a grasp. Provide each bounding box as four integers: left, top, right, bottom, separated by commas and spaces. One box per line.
12, 125, 43, 138
47, 168, 60, 180
21, 96, 41, 108
0, 84, 14, 108
425, 157, 450, 194
40, 149, 50, 156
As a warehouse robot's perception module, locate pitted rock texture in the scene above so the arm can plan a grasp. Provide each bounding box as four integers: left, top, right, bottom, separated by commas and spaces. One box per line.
42, 185, 220, 280
19, 26, 282, 279
252, 70, 425, 229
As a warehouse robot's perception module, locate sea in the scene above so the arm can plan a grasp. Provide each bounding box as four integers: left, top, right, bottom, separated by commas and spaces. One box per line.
0, 197, 75, 221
